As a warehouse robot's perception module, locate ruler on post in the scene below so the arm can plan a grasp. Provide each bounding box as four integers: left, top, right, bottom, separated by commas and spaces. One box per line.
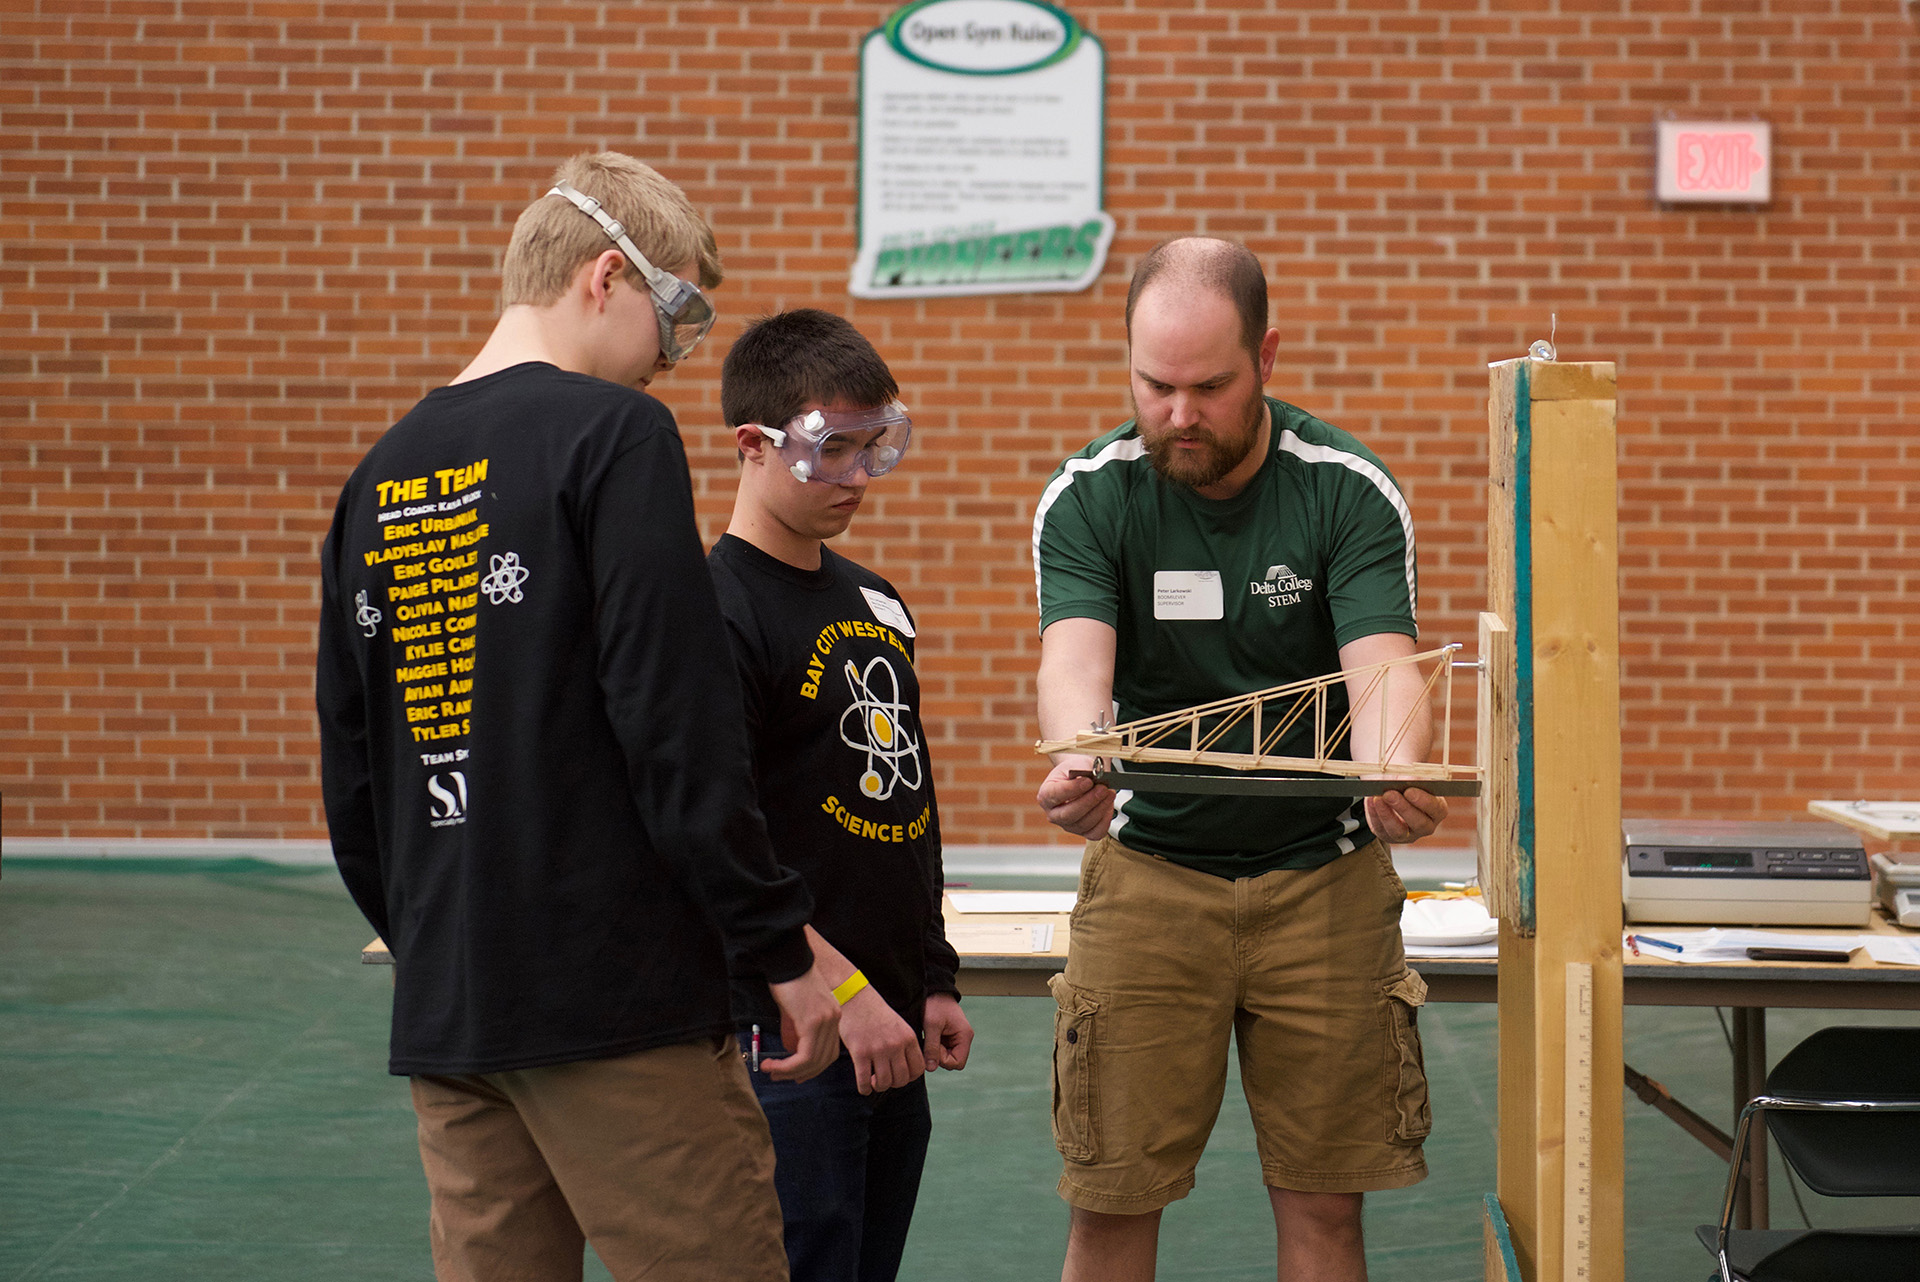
1562, 962, 1594, 1282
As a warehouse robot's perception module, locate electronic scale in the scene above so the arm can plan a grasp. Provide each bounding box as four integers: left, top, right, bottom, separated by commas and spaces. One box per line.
1869, 854, 1920, 929
1622, 818, 1871, 928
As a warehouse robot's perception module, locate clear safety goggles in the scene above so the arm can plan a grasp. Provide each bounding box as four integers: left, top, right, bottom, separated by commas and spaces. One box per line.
755, 401, 913, 485
546, 180, 716, 363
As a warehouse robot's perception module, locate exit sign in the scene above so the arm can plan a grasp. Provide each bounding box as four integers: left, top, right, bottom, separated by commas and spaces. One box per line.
1656, 120, 1771, 204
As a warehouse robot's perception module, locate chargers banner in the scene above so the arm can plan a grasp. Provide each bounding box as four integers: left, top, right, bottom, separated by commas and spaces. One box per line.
850, 0, 1112, 299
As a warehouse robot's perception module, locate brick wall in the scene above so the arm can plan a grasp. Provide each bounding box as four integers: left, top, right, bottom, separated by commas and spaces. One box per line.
4, 0, 1915, 846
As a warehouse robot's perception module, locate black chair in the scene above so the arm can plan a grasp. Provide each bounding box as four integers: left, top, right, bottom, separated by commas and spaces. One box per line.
1696, 1025, 1920, 1281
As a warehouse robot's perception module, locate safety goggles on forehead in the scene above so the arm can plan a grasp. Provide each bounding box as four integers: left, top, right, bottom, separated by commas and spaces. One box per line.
546, 180, 715, 363
755, 401, 913, 485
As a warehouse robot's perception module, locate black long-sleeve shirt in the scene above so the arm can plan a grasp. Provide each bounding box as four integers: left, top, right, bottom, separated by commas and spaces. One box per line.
707, 535, 959, 1031
317, 363, 813, 1075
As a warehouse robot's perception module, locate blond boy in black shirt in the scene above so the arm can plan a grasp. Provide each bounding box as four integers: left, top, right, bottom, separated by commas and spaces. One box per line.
318, 154, 841, 1282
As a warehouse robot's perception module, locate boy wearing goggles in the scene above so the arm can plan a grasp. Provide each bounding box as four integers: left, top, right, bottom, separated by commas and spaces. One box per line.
318, 152, 842, 1282
544, 177, 716, 366
709, 309, 973, 1282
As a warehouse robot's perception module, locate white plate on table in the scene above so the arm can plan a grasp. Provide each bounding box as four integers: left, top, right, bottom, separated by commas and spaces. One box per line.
1400, 897, 1498, 947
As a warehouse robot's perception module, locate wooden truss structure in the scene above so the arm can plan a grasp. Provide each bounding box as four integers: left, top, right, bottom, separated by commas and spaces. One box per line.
1034, 643, 1483, 795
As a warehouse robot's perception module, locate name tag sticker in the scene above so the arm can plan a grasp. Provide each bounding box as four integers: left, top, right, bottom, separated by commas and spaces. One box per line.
860, 586, 915, 637
1153, 570, 1224, 621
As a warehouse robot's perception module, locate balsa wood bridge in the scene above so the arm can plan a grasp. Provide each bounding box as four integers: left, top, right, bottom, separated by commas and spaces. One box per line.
1034, 642, 1485, 798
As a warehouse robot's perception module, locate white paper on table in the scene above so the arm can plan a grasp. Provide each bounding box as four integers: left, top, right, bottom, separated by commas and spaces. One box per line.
1628, 928, 1874, 963
945, 921, 1056, 954
947, 891, 1078, 915
1860, 937, 1920, 967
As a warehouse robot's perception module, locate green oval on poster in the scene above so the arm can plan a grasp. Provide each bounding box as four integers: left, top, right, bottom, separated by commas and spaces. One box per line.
884, 0, 1083, 77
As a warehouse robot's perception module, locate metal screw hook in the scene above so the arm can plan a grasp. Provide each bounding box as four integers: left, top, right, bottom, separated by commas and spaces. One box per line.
1528, 313, 1557, 362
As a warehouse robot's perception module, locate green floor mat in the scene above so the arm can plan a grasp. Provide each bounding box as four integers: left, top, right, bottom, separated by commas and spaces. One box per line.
3, 865, 1914, 1280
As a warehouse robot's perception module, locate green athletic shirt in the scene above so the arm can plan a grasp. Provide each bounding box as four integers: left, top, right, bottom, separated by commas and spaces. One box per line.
1033, 396, 1419, 878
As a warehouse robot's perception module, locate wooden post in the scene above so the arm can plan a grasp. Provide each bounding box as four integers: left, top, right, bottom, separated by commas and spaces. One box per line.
1485, 359, 1623, 1282
1477, 611, 1516, 923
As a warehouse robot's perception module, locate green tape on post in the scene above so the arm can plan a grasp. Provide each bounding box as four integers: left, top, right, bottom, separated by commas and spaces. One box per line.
1513, 360, 1537, 934
1482, 1193, 1522, 1282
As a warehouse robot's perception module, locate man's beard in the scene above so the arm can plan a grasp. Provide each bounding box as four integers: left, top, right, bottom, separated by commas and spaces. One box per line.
1140, 390, 1266, 490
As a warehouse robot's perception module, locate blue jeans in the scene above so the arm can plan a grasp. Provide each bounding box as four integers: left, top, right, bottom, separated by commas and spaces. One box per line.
737, 1026, 933, 1282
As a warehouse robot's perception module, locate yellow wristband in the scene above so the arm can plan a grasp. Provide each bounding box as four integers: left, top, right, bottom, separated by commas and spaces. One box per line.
831, 970, 869, 1005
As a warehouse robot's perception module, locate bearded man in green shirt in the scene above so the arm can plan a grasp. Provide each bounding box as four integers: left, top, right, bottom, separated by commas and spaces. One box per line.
1032, 237, 1449, 1282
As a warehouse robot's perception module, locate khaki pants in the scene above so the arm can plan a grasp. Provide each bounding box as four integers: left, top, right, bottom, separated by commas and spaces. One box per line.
1050, 837, 1431, 1213
411, 1036, 787, 1282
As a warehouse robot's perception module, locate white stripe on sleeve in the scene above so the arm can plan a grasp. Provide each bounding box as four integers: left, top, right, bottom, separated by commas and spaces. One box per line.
1030, 436, 1148, 632
1275, 429, 1418, 627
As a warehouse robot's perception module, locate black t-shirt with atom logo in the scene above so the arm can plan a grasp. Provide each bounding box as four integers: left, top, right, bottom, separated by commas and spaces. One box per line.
708, 534, 960, 1032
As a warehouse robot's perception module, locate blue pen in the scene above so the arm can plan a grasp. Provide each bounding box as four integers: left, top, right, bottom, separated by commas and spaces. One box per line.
1630, 933, 1684, 954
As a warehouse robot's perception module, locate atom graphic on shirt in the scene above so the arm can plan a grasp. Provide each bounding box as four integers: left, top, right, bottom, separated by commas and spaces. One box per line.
480, 552, 530, 605
838, 656, 922, 802
354, 590, 382, 638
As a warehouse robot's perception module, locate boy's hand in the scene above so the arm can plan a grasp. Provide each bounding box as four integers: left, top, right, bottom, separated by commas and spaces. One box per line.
921, 992, 973, 1072
839, 984, 925, 1095
762, 966, 842, 1082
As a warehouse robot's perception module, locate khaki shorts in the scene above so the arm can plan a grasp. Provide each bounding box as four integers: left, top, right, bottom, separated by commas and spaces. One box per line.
1049, 836, 1430, 1213
412, 1037, 787, 1281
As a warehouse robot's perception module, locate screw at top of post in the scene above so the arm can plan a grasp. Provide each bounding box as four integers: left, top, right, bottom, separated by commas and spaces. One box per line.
1527, 313, 1558, 361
